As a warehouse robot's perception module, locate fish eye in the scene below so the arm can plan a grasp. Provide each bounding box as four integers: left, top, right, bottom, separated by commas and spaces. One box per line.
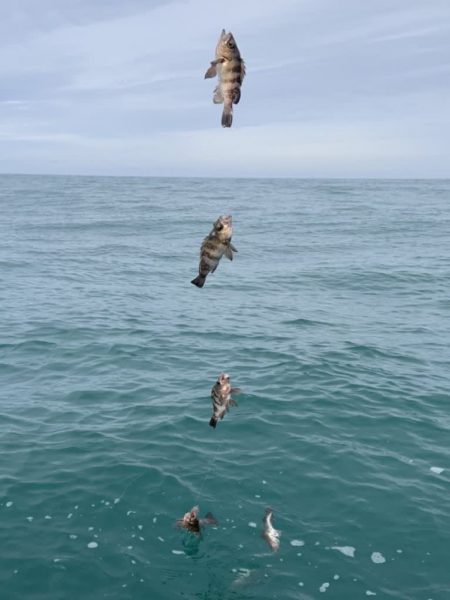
216, 223, 223, 231
227, 41, 235, 48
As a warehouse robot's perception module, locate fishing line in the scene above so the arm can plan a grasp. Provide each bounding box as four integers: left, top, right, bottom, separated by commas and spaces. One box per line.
196, 440, 219, 499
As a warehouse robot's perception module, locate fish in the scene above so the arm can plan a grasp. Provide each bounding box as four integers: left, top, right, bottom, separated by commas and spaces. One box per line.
191, 215, 237, 288
204, 29, 245, 127
209, 372, 241, 428
262, 507, 280, 551
176, 505, 218, 534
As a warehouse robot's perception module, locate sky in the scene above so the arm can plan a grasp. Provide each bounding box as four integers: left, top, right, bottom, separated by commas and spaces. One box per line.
1, 0, 449, 178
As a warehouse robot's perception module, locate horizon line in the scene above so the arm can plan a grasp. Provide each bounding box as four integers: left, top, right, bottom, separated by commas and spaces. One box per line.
1, 172, 449, 182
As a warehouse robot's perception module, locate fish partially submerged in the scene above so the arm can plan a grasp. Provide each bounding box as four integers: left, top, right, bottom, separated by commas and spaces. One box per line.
176, 505, 218, 534
262, 507, 280, 551
210, 372, 241, 428
191, 215, 237, 288
205, 29, 245, 127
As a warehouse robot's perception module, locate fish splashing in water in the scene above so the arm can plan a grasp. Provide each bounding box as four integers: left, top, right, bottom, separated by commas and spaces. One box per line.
191, 215, 237, 288
204, 29, 245, 127
176, 505, 218, 534
210, 372, 241, 428
262, 507, 280, 551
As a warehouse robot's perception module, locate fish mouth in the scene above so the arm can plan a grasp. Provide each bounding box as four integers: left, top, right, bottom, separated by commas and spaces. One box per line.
220, 215, 232, 225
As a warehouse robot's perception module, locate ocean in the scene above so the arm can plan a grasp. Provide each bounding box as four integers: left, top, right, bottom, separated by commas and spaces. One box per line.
1, 175, 449, 599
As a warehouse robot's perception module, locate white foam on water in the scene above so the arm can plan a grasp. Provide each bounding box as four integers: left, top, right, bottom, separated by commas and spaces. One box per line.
44, 515, 52, 520
333, 574, 340, 580
430, 467, 444, 475
319, 582, 330, 593
69, 534, 77, 539
88, 527, 94, 531
290, 539, 305, 547
14, 570, 18, 574
138, 525, 143, 530
158, 536, 164, 542
53, 558, 61, 563
248, 522, 257, 528
127, 546, 133, 550
298, 582, 304, 587
331, 546, 355, 557
131, 560, 136, 565
371, 552, 386, 564
366, 591, 377, 596
74, 505, 79, 510
6, 501, 13, 508
297, 552, 302, 556
152, 517, 157, 523
67, 513, 73, 519
26, 516, 34, 522
172, 550, 184, 555
139, 536, 144, 541
87, 542, 98, 549
396, 549, 402, 554
255, 494, 261, 498
126, 510, 135, 516
105, 501, 110, 506
262, 480, 267, 484
114, 498, 120, 504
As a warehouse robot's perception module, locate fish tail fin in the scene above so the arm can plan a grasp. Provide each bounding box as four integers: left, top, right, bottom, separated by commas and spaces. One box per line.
221, 102, 233, 128
191, 274, 206, 288
209, 416, 217, 428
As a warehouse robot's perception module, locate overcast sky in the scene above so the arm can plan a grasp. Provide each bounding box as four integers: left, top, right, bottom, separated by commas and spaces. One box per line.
1, 0, 449, 177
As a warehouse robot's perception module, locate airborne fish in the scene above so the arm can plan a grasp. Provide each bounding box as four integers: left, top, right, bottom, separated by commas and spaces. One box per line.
191, 215, 237, 288
205, 29, 245, 127
209, 372, 241, 428
176, 505, 218, 534
262, 507, 280, 552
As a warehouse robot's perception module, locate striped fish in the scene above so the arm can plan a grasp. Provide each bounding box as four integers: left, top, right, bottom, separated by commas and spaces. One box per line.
209, 372, 241, 428
262, 507, 281, 552
176, 505, 218, 534
205, 29, 245, 127
191, 215, 237, 288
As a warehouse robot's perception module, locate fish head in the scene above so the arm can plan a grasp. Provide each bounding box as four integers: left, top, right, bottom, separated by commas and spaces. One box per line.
181, 505, 200, 531
216, 31, 240, 59
213, 215, 233, 240
217, 372, 230, 386
263, 507, 273, 525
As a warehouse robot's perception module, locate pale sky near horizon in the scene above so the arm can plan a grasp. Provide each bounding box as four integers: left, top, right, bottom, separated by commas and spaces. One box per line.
1, 0, 449, 178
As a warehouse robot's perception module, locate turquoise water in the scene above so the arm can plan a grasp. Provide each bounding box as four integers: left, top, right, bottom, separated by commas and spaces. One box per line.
1, 175, 449, 599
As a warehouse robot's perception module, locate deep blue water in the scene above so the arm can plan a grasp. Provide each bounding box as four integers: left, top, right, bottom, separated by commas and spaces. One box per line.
1, 175, 450, 599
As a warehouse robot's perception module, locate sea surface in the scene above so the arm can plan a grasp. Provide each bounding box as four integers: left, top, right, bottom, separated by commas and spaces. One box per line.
1, 175, 449, 600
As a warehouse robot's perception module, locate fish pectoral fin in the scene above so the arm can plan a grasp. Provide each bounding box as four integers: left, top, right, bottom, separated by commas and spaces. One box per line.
230, 387, 242, 395
213, 85, 224, 104
204, 64, 217, 79
204, 59, 224, 79
229, 242, 238, 252
224, 245, 233, 260
202, 512, 218, 526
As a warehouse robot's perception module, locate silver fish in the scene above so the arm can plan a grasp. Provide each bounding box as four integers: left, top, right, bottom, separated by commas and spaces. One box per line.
176, 505, 218, 534
262, 507, 280, 551
209, 372, 241, 428
191, 215, 237, 288
205, 29, 245, 127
